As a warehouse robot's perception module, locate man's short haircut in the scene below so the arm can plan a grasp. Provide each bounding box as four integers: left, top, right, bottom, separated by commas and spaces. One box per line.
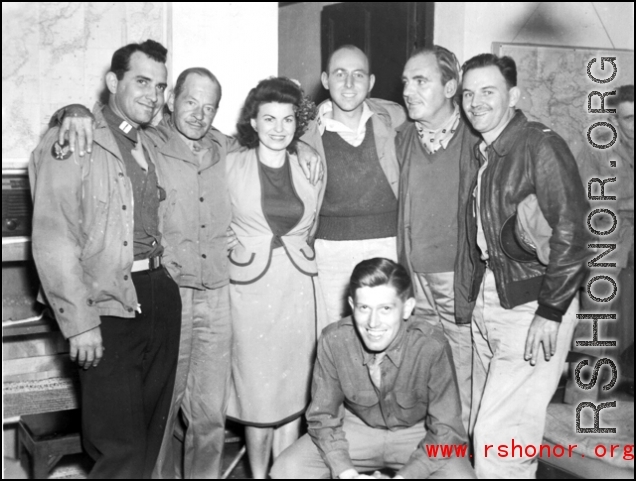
606, 84, 634, 109
408, 45, 460, 85
173, 67, 222, 107
110, 39, 168, 80
326, 44, 369, 74
236, 76, 305, 149
349, 258, 414, 301
462, 53, 517, 89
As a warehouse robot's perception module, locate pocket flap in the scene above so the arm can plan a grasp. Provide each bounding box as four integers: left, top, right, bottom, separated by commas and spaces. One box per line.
395, 392, 423, 409
350, 390, 379, 407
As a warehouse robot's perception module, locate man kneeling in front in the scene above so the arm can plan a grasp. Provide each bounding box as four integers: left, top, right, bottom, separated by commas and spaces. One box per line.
271, 258, 475, 479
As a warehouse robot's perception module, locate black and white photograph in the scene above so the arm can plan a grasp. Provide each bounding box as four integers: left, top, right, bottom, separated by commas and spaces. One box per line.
2, 2, 634, 479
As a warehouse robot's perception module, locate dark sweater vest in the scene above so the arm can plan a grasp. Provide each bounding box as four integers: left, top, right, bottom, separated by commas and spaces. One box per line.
317, 121, 398, 241
405, 122, 462, 273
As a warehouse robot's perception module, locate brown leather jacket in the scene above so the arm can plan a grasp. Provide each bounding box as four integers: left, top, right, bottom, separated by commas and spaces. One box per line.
457, 111, 589, 322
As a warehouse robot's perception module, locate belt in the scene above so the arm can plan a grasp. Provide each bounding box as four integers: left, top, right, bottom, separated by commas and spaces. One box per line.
131, 256, 162, 273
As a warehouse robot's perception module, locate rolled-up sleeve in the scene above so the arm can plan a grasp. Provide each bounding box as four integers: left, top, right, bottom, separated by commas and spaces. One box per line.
306, 334, 353, 478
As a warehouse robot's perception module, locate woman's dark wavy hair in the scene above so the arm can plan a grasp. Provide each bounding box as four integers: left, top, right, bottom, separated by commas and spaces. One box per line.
349, 258, 414, 301
236, 77, 315, 150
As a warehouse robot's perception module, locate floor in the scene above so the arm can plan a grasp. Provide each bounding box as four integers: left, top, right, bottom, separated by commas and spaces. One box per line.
3, 420, 252, 479
3, 382, 633, 479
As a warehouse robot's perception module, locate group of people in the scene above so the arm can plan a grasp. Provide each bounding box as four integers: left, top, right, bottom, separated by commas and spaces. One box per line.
28, 35, 633, 480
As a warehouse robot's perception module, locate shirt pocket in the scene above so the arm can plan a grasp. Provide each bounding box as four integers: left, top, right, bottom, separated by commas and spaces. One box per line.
161, 188, 178, 226
394, 390, 427, 425
347, 390, 380, 414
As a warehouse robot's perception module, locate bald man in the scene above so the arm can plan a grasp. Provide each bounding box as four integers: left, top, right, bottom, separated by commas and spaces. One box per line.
302, 45, 407, 326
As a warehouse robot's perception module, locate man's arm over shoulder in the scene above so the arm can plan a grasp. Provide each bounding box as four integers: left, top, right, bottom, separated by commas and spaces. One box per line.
368, 98, 408, 130
532, 131, 589, 321
144, 123, 168, 147
398, 333, 467, 479
29, 128, 101, 339
206, 126, 239, 154
306, 328, 355, 478
51, 103, 96, 156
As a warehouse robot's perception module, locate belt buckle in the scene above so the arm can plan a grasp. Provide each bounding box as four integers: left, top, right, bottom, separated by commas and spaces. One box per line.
150, 256, 161, 270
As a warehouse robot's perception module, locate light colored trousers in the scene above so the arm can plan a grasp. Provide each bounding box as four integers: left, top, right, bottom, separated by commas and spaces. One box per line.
315, 237, 398, 326
412, 272, 472, 434
152, 285, 232, 479
470, 269, 576, 479
270, 409, 476, 479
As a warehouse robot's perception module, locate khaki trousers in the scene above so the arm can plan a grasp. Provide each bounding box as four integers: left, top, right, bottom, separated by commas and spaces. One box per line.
470, 269, 576, 479
413, 271, 472, 434
152, 285, 232, 479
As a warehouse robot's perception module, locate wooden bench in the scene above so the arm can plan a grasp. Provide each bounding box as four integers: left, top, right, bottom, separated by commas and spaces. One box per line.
18, 410, 83, 479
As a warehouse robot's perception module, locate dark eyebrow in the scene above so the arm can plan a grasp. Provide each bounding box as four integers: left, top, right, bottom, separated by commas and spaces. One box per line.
263, 114, 295, 120
136, 76, 167, 89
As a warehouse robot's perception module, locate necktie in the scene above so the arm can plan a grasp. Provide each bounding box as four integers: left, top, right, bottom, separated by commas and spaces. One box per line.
130, 136, 148, 171
368, 352, 386, 389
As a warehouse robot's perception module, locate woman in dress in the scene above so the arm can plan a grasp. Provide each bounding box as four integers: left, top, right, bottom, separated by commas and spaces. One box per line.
225, 77, 325, 478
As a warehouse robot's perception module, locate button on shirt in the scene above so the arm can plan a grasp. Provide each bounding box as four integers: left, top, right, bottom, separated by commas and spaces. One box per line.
155, 115, 233, 289
317, 100, 374, 147
102, 105, 163, 260
307, 317, 466, 478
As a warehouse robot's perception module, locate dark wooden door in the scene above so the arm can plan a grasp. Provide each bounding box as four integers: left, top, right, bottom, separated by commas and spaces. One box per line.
321, 2, 434, 105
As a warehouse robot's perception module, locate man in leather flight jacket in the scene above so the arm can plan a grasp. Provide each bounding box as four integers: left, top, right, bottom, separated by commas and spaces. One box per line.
459, 53, 588, 478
